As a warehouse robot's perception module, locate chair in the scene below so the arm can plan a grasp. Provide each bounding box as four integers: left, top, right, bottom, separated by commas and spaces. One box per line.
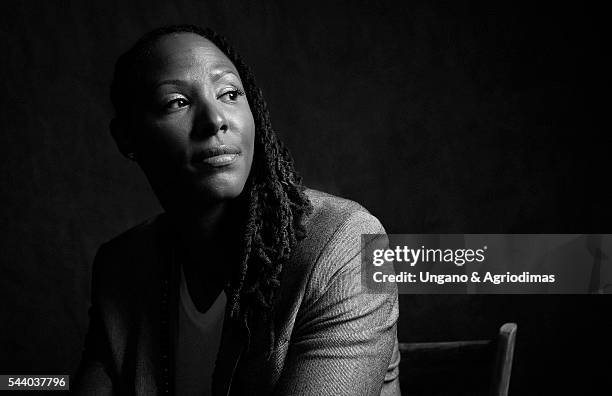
398, 323, 517, 396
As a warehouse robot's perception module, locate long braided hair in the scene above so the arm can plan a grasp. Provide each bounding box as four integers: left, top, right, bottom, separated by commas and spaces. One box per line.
110, 25, 313, 348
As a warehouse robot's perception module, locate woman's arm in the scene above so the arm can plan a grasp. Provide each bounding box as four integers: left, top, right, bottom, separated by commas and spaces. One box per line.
274, 212, 400, 396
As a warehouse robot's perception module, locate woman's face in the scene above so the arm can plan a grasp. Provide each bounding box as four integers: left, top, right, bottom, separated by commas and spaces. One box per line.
124, 32, 255, 207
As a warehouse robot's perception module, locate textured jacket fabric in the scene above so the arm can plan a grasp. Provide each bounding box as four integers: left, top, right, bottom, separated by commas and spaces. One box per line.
73, 189, 401, 395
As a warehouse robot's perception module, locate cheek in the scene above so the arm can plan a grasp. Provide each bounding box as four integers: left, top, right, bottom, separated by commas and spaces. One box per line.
243, 118, 256, 175
138, 117, 191, 158
246, 119, 255, 159
227, 106, 255, 164
239, 108, 256, 158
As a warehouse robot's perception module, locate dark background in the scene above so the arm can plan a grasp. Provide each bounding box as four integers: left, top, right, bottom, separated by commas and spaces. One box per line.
0, 0, 609, 394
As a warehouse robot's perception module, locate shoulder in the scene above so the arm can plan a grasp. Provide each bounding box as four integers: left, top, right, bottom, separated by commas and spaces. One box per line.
96, 214, 165, 258
91, 214, 166, 290
98, 189, 382, 256
289, 188, 387, 294
285, 189, 396, 337
302, 188, 386, 239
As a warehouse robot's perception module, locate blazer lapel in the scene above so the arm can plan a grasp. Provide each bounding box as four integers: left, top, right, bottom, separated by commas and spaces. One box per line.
130, 213, 175, 395
211, 307, 248, 396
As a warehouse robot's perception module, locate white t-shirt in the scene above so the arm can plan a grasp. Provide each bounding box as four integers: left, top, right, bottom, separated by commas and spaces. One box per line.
175, 263, 227, 396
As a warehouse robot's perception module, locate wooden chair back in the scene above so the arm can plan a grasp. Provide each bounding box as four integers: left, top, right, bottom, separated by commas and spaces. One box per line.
398, 322, 517, 396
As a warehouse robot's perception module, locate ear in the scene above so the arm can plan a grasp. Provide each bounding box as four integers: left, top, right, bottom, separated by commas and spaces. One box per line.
110, 117, 136, 159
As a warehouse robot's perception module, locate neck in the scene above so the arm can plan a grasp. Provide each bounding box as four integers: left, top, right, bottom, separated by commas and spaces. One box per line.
169, 202, 225, 246
166, 198, 245, 264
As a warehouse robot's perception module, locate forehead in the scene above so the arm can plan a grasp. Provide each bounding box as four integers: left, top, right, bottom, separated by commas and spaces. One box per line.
141, 32, 238, 79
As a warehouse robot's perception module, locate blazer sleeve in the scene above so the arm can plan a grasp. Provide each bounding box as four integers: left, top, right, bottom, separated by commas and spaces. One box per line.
273, 211, 400, 396
72, 244, 114, 396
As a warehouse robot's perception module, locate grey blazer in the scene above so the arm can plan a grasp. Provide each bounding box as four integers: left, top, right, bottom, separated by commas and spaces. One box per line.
73, 189, 401, 395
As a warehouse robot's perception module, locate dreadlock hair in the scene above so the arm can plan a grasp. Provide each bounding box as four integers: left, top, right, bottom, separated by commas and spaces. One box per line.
110, 24, 313, 350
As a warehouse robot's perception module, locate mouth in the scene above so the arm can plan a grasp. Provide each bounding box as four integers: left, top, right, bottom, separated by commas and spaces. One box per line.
191, 145, 241, 168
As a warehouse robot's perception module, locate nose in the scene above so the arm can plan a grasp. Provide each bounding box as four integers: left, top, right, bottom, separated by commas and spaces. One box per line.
191, 99, 228, 140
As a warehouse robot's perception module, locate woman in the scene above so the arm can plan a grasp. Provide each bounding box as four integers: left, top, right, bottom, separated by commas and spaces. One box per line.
74, 24, 400, 396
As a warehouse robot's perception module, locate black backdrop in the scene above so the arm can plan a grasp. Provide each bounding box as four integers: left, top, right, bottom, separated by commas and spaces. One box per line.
0, 1, 609, 394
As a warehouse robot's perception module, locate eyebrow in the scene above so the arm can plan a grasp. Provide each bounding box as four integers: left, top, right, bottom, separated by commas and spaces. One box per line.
153, 79, 186, 90
210, 68, 239, 83
151, 69, 240, 91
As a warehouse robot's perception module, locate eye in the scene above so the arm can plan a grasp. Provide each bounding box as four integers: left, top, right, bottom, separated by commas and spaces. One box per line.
162, 96, 190, 111
218, 88, 245, 103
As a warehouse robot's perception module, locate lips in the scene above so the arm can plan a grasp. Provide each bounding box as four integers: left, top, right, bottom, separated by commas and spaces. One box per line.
191, 145, 241, 168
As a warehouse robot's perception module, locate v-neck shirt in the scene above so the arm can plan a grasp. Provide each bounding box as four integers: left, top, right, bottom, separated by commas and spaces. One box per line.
175, 262, 227, 396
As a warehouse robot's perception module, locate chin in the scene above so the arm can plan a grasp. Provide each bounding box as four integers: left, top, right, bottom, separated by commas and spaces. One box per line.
145, 163, 251, 209
193, 174, 248, 202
